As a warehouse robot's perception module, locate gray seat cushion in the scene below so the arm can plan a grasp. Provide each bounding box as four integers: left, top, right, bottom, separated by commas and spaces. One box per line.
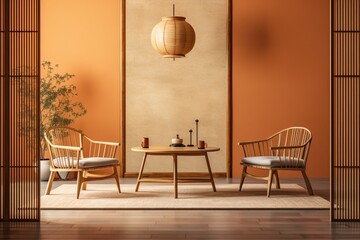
53, 157, 118, 168
242, 156, 305, 167
79, 157, 119, 168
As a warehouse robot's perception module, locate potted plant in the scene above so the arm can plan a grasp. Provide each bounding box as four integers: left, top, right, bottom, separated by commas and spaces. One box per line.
40, 61, 87, 180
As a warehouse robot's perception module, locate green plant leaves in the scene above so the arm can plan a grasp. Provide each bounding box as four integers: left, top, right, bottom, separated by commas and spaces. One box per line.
40, 61, 87, 157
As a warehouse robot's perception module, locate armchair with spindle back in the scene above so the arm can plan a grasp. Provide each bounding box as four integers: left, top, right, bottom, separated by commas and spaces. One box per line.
238, 127, 313, 197
45, 126, 121, 199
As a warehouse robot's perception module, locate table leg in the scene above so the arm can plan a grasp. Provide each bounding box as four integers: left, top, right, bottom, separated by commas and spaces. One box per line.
173, 154, 178, 199
135, 153, 147, 192
204, 153, 216, 192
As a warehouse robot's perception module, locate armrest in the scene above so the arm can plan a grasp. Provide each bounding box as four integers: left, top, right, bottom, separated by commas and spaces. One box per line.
84, 135, 120, 158
238, 139, 268, 146
84, 135, 120, 146
47, 143, 82, 151
270, 145, 305, 150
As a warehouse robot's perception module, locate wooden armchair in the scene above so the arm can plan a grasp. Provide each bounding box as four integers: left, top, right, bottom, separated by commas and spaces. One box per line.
238, 127, 313, 197
44, 127, 121, 198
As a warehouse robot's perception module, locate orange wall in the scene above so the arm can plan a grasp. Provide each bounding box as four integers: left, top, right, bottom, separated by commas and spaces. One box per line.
232, 0, 330, 177
41, 0, 330, 178
41, 0, 121, 161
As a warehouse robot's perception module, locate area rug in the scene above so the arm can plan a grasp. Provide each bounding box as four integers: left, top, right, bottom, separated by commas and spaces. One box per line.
41, 183, 330, 210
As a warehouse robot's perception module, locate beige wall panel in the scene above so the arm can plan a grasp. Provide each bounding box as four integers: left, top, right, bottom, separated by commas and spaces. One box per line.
126, 0, 228, 173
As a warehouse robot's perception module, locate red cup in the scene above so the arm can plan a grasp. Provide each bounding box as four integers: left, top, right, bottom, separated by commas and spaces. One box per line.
198, 140, 207, 149
141, 137, 149, 148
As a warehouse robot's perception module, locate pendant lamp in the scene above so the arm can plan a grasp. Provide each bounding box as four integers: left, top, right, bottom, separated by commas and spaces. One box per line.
151, 5, 195, 58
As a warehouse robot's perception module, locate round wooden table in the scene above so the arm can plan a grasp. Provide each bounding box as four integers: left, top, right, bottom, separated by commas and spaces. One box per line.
131, 146, 220, 198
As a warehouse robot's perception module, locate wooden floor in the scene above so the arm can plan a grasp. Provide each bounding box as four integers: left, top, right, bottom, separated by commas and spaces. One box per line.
1, 178, 360, 239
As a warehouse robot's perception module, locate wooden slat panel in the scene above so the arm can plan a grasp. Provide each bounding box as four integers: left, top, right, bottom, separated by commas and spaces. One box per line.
0, 0, 2, 219
0, 0, 40, 221
331, 0, 360, 221
0, 0, 9, 221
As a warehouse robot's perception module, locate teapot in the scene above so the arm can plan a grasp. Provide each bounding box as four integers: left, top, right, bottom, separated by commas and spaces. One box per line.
171, 134, 183, 144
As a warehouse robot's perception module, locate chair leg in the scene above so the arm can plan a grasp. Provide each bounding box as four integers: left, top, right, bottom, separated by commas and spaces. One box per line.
267, 169, 274, 197
113, 166, 121, 193
301, 170, 314, 195
45, 171, 56, 195
76, 171, 83, 199
81, 171, 87, 190
239, 166, 247, 192
273, 170, 280, 189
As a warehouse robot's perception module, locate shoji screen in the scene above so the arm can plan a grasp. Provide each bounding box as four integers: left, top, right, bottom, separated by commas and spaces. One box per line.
331, 0, 360, 221
0, 0, 40, 221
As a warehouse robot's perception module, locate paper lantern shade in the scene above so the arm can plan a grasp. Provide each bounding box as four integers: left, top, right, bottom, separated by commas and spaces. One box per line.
151, 16, 196, 58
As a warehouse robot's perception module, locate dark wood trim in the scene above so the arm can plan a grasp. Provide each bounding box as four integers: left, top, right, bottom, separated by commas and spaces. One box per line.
37, 0, 42, 220
121, 0, 233, 178
121, 0, 126, 177
125, 172, 227, 178
227, 0, 233, 178
330, 0, 334, 222
3, 0, 10, 221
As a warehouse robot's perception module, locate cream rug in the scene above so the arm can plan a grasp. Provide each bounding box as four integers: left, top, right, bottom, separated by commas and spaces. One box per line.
41, 183, 330, 210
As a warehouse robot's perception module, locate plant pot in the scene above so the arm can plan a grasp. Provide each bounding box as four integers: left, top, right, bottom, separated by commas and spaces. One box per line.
40, 159, 51, 181
58, 171, 70, 180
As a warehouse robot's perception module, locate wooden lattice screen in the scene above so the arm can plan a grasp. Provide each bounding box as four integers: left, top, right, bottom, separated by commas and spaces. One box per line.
331, 0, 360, 221
0, 0, 40, 221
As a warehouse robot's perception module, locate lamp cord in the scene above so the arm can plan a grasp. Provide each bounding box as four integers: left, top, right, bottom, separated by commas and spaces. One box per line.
173, 4, 176, 61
